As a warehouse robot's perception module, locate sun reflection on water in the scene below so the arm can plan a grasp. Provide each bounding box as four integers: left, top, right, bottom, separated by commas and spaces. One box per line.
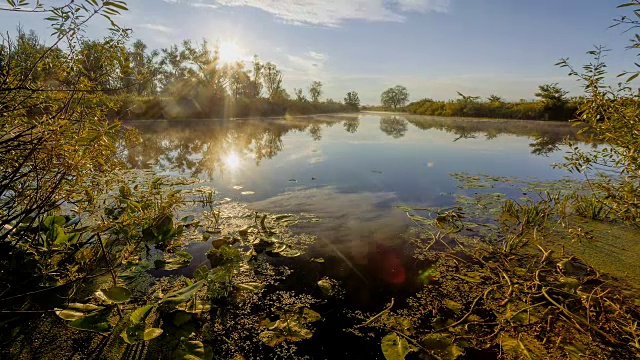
223, 151, 242, 171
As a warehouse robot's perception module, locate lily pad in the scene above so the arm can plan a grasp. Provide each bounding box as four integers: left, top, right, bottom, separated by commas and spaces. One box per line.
68, 313, 112, 334
381, 332, 417, 360
55, 303, 104, 321
317, 279, 333, 295
96, 286, 131, 303
159, 281, 204, 308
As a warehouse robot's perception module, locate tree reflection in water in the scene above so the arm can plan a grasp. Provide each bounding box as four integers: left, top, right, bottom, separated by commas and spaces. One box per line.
121, 114, 593, 179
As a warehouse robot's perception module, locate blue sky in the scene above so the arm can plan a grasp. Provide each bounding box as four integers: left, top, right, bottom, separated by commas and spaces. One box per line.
2, 0, 637, 104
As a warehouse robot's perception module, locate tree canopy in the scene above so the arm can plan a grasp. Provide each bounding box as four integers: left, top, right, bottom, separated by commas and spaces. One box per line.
380, 85, 409, 109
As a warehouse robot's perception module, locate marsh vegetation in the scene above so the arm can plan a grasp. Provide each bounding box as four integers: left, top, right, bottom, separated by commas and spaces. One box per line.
1, 1, 640, 360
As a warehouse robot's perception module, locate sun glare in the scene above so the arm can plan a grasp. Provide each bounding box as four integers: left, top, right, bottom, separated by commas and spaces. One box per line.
218, 41, 244, 64
223, 151, 242, 171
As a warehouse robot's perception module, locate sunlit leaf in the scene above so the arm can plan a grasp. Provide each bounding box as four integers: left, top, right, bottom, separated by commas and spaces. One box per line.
381, 332, 416, 360
96, 286, 131, 303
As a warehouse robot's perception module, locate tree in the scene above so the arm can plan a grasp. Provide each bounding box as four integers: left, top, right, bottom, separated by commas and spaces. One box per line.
128, 39, 160, 96
487, 95, 504, 104
344, 91, 361, 110
535, 83, 570, 120
262, 62, 282, 100
228, 61, 252, 99
309, 81, 323, 102
380, 85, 409, 109
456, 91, 481, 103
535, 83, 568, 107
293, 88, 306, 102
249, 55, 263, 98
1, 0, 130, 241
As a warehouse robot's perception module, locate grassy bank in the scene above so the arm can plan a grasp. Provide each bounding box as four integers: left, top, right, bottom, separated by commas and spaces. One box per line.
364, 98, 579, 121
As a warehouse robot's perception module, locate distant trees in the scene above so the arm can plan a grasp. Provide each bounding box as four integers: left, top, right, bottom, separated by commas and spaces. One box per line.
535, 83, 569, 107
294, 88, 307, 102
487, 95, 504, 104
406, 87, 579, 121
535, 83, 572, 120
309, 81, 323, 102
0, 27, 359, 120
381, 85, 409, 109
344, 91, 360, 110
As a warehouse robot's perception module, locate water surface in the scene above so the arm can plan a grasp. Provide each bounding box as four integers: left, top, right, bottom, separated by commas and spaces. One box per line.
125, 113, 588, 287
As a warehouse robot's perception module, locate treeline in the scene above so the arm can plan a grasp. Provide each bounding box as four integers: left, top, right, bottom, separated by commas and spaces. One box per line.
367, 84, 580, 121
4, 30, 361, 120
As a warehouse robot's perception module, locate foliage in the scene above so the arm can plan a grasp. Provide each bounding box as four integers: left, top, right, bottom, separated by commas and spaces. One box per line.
344, 91, 361, 110
308, 80, 323, 103
406, 95, 578, 121
554, 2, 640, 226
380, 85, 409, 109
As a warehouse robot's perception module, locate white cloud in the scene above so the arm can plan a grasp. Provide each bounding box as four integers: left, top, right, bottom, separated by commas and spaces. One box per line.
282, 51, 328, 83
170, 0, 451, 26
139, 23, 174, 34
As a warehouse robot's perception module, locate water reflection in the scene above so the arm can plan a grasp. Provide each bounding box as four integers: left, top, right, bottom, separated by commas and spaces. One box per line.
123, 113, 594, 287
379, 116, 409, 139
123, 114, 593, 205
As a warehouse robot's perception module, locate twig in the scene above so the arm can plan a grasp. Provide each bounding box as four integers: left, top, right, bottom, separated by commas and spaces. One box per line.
438, 294, 483, 331
356, 298, 394, 328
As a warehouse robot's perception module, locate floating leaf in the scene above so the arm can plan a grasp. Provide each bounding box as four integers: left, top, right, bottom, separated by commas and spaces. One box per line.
317, 279, 333, 295
421, 334, 463, 360
96, 286, 131, 303
154, 251, 192, 270
444, 299, 462, 313
130, 305, 154, 324
381, 332, 416, 360
235, 282, 265, 292
143, 328, 163, 341
55, 303, 104, 321
159, 281, 204, 308
68, 313, 112, 334
175, 338, 211, 360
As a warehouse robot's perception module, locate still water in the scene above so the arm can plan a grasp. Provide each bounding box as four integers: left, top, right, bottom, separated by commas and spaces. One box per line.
124, 113, 588, 293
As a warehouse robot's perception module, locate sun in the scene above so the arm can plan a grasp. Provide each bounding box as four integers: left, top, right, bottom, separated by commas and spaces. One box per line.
223, 151, 242, 171
218, 41, 244, 64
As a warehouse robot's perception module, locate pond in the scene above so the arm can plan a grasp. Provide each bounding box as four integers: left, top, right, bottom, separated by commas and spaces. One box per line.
123, 113, 594, 358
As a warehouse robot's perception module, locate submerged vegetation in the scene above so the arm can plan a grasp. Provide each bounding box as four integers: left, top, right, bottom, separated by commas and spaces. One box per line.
1, 0, 640, 359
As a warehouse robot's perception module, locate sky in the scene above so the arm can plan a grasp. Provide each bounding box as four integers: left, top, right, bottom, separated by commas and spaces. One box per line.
1, 0, 638, 104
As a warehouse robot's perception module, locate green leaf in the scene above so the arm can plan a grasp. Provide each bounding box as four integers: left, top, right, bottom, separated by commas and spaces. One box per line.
68, 313, 112, 334
159, 281, 204, 307
104, 1, 128, 11
130, 305, 154, 324
55, 303, 104, 321
143, 328, 163, 341
121, 324, 144, 344
43, 215, 66, 228
175, 338, 211, 360
96, 286, 131, 303
381, 332, 416, 360
235, 282, 265, 292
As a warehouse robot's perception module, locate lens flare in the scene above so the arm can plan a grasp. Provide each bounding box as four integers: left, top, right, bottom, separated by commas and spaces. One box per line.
218, 41, 244, 64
